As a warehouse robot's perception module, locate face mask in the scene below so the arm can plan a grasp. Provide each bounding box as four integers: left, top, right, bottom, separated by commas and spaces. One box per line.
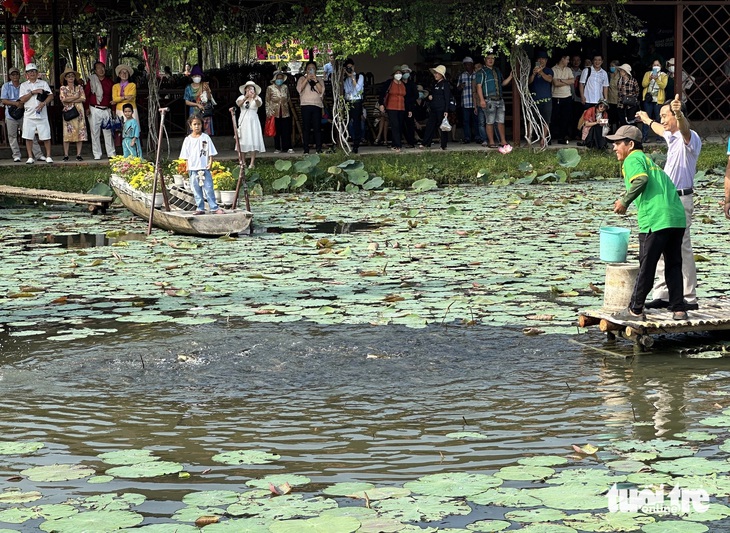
610, 67, 616, 73
275, 79, 284, 86
652, 66, 660, 74
394, 73, 402, 81
668, 66, 675, 74
403, 72, 410, 80
192, 76, 201, 83
418, 92, 425, 98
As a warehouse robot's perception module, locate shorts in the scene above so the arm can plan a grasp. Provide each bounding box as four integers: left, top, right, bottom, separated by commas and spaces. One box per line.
22, 117, 51, 141
485, 99, 505, 124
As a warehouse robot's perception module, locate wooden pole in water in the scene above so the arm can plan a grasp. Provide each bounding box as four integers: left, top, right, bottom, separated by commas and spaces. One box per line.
599, 319, 622, 332
147, 107, 169, 236
229, 107, 251, 213
578, 315, 600, 328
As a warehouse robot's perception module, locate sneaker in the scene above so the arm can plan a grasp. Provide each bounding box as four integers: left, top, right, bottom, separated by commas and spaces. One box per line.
13, 157, 20, 162
287, 149, 294, 154
63, 156, 69, 162
76, 156, 83, 161
46, 157, 54, 163
611, 307, 646, 321
26, 158, 34, 164
672, 311, 689, 321
645, 299, 669, 309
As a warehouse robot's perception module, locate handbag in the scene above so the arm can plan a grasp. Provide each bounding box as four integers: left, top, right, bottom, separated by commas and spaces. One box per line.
8, 102, 24, 120
63, 106, 80, 121
620, 95, 639, 107
201, 102, 215, 117
264, 115, 276, 137
644, 91, 653, 103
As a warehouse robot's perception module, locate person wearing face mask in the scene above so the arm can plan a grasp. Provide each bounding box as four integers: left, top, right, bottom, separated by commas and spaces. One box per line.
641, 60, 667, 143
400, 64, 418, 147
236, 81, 265, 169
665, 58, 694, 105
378, 66, 410, 152
342, 58, 364, 153
412, 85, 430, 141
266, 71, 293, 154
418, 65, 452, 151
184, 65, 215, 135
296, 60, 324, 154
607, 60, 620, 132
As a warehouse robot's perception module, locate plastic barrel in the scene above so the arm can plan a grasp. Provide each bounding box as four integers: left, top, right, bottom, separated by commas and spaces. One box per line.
603, 263, 639, 311
599, 226, 630, 262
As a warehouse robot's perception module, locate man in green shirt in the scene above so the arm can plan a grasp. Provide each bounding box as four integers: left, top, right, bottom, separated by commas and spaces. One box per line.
607, 125, 688, 321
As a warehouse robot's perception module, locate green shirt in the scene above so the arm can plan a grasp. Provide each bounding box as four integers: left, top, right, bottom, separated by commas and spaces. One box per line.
621, 149, 686, 233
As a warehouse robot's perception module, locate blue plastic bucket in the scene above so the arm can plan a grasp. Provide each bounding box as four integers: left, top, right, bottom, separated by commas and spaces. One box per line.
599, 225, 630, 262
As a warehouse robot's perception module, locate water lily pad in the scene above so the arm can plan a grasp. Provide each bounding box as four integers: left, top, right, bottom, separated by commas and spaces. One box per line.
531, 486, 609, 510
182, 490, 241, 507
518, 525, 577, 533
87, 475, 114, 484
120, 525, 201, 532
674, 432, 715, 442
106, 460, 183, 478
0, 441, 44, 455
641, 522, 708, 532
626, 472, 673, 486
372, 495, 471, 522
0, 504, 77, 524
211, 449, 281, 465
0, 490, 42, 504
697, 415, 730, 428
246, 474, 311, 489
98, 449, 160, 465
202, 517, 272, 531
505, 508, 568, 523
605, 459, 647, 472
563, 512, 655, 532
545, 468, 625, 488
682, 502, 730, 521
445, 431, 490, 440
40, 510, 143, 532
495, 465, 554, 481
404, 472, 502, 497
268, 515, 360, 533
360, 486, 411, 500
466, 520, 511, 532
653, 457, 730, 476
227, 495, 336, 520
21, 463, 96, 482
468, 488, 541, 507
321, 482, 376, 497
81, 493, 146, 511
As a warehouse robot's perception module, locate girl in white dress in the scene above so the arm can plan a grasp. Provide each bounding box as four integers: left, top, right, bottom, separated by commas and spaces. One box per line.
236, 81, 266, 168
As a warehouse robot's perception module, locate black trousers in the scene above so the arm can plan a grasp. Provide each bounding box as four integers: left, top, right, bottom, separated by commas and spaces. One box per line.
551, 96, 572, 141
348, 100, 363, 149
421, 107, 448, 149
630, 227, 685, 313
387, 109, 406, 148
301, 105, 322, 152
274, 116, 292, 151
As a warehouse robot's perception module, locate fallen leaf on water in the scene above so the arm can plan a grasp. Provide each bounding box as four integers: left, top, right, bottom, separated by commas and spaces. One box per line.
522, 328, 544, 336
269, 482, 292, 496
6, 476, 22, 482
19, 286, 45, 292
201, 468, 211, 475
526, 314, 555, 321
359, 270, 380, 277
572, 443, 599, 455
254, 309, 277, 315
51, 296, 68, 304
195, 516, 220, 527
383, 294, 405, 303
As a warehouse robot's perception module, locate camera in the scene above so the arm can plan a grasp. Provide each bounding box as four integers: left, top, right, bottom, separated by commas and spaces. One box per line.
244, 102, 250, 109
345, 66, 353, 73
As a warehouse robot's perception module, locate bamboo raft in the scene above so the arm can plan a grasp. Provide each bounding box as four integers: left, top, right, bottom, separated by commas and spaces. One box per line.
0, 185, 113, 213
579, 299, 730, 350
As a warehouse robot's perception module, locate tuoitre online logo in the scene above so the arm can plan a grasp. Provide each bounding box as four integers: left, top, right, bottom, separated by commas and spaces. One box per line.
608, 484, 709, 514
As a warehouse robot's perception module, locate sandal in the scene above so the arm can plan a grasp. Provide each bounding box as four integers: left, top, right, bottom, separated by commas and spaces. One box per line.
213, 209, 225, 215
488, 144, 499, 149
193, 210, 205, 215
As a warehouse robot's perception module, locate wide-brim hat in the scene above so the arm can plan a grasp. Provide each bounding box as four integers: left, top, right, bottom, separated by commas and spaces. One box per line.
430, 65, 447, 78
416, 84, 429, 98
59, 66, 81, 85
239, 81, 261, 95
617, 63, 632, 75
392, 65, 403, 73
606, 125, 642, 143
270, 70, 286, 83
400, 64, 412, 72
115, 64, 134, 78
597, 99, 609, 108
24, 63, 38, 72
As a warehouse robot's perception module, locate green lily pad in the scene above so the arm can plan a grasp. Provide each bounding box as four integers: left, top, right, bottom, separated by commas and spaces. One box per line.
465, 520, 511, 531
202, 517, 272, 532
545, 468, 625, 488
653, 457, 730, 476
182, 490, 241, 507
674, 431, 715, 442
682, 502, 730, 521
98, 449, 160, 465
444, 432, 490, 440
641, 522, 708, 532
227, 495, 336, 520
321, 482, 376, 497
505, 508, 568, 523
518, 525, 578, 533
605, 459, 648, 472
21, 463, 96, 482
563, 512, 655, 532
532, 486, 609, 510
0, 441, 44, 455
0, 504, 77, 524
404, 472, 502, 498
468, 488, 541, 507
0, 490, 42, 504
81, 493, 146, 511
106, 460, 183, 478
672, 474, 730, 497
246, 474, 311, 489
359, 486, 411, 500
87, 475, 114, 484
40, 510, 143, 532
372, 495, 471, 522
697, 415, 730, 428
268, 515, 360, 533
211, 449, 281, 465
120, 525, 201, 532
495, 465, 554, 481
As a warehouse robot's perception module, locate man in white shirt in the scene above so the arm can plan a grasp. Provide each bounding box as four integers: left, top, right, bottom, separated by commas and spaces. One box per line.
637, 94, 700, 309
579, 54, 609, 109
18, 63, 53, 164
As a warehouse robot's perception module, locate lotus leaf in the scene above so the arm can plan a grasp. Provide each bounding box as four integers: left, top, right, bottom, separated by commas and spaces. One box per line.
321, 507, 377, 520
211, 449, 281, 465
39, 510, 143, 532
411, 178, 438, 192
682, 502, 730, 521
444, 431, 490, 440
517, 524, 578, 533
106, 460, 183, 478
626, 472, 673, 486
202, 517, 273, 531
545, 468, 626, 488
171, 506, 224, 522
605, 460, 648, 472
268, 515, 360, 533
505, 508, 568, 523
518, 456, 569, 467
0, 441, 44, 455
698, 415, 730, 428
182, 490, 241, 507
0, 504, 77, 524
21, 463, 96, 482
0, 490, 42, 504
274, 160, 292, 172
531, 486, 609, 510
321, 482, 375, 497
562, 512, 655, 531
98, 449, 160, 465
657, 448, 696, 459
229, 495, 336, 520
674, 432, 715, 442
653, 457, 730, 476
403, 472, 502, 497
494, 465, 554, 481
557, 148, 581, 168
245, 474, 311, 489
82, 493, 146, 511
372, 495, 471, 522
87, 476, 114, 484
672, 474, 730, 497
641, 522, 708, 532
466, 520, 511, 531
359, 486, 411, 500
353, 517, 404, 533
468, 487, 541, 507
120, 525, 201, 532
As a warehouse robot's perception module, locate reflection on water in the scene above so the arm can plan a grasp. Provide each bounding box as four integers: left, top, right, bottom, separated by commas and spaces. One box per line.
1, 232, 148, 249
1, 322, 730, 528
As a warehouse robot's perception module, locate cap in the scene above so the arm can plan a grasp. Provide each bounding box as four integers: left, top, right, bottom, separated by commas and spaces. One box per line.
605, 125, 642, 143
24, 63, 38, 72
8, 67, 20, 75
462, 56, 474, 64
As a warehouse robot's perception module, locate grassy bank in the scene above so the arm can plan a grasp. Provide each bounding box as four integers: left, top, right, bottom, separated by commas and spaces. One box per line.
0, 143, 726, 194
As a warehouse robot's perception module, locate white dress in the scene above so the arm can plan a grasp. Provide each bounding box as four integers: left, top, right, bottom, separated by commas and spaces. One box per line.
236, 95, 266, 153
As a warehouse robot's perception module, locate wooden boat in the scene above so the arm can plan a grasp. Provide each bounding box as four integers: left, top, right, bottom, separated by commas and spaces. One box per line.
110, 175, 252, 236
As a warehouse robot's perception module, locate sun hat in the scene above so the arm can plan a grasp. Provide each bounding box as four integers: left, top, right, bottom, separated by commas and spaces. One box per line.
416, 84, 429, 98
666, 58, 675, 67
392, 65, 403, 73
115, 64, 134, 78
462, 56, 474, 64
239, 80, 261, 95
429, 65, 447, 78
400, 64, 412, 72
606, 125, 642, 143
8, 67, 19, 75
617, 63, 632, 75
59, 66, 81, 85
597, 99, 609, 107
24, 63, 38, 72
270, 70, 286, 83
189, 64, 203, 77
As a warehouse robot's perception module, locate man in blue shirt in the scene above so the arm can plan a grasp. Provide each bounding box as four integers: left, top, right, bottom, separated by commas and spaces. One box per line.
528, 51, 554, 146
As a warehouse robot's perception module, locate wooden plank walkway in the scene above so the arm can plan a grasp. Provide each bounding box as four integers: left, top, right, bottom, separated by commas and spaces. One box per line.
579, 299, 730, 350
0, 185, 114, 212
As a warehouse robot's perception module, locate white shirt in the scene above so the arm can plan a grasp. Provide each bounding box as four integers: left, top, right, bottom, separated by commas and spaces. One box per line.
19, 79, 51, 120
580, 67, 609, 104
179, 133, 218, 172
663, 129, 701, 190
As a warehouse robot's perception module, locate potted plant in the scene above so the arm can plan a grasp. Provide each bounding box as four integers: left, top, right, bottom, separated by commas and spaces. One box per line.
168, 159, 188, 188
211, 162, 238, 206
110, 156, 164, 206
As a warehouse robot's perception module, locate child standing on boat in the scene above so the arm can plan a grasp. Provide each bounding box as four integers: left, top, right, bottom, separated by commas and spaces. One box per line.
121, 103, 142, 158
179, 115, 224, 215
